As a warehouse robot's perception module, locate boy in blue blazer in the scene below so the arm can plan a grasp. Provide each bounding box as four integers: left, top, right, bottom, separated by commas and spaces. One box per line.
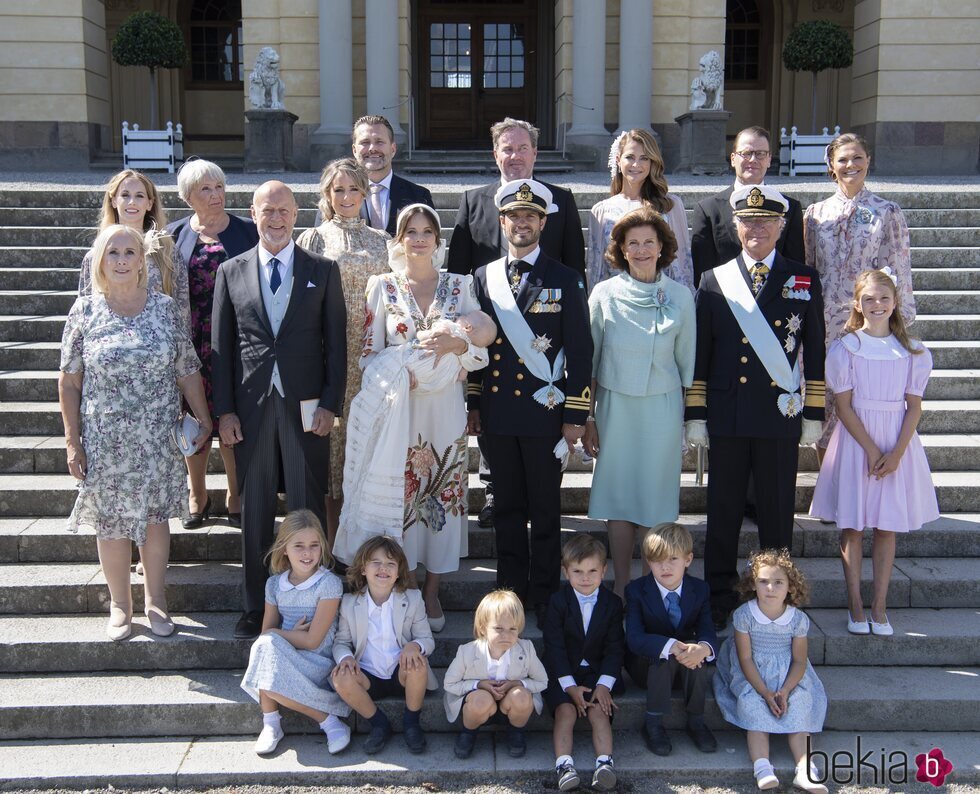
543, 533, 624, 791
625, 523, 717, 756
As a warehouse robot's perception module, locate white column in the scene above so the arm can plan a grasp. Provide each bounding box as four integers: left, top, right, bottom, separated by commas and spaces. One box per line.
566, 0, 608, 142
617, 0, 653, 133
365, 0, 406, 143
311, 0, 353, 154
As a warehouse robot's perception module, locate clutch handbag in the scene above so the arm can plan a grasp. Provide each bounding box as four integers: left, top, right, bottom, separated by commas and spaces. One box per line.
171, 413, 202, 456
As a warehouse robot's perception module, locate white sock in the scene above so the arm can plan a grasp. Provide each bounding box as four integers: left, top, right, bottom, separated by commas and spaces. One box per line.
596, 755, 613, 768
556, 754, 574, 770
754, 758, 774, 777
262, 711, 281, 730
321, 714, 348, 739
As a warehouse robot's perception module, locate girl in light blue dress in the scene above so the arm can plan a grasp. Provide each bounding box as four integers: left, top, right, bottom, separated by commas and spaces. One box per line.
713, 549, 828, 793
241, 510, 350, 757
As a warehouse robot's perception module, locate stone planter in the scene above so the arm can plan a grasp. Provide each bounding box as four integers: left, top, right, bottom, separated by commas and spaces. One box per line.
121, 121, 184, 174
779, 126, 841, 176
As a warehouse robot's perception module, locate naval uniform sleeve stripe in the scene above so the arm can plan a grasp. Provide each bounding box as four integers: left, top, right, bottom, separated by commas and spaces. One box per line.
686, 395, 707, 408
804, 394, 825, 407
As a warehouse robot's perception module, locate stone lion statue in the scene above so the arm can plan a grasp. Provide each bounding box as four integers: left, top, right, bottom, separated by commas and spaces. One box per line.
249, 47, 286, 110
690, 50, 723, 111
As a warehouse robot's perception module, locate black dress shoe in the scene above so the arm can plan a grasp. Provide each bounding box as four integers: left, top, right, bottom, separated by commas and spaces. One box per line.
234, 611, 262, 639
182, 496, 212, 529
226, 512, 241, 528
642, 723, 672, 756
686, 721, 718, 753
477, 493, 494, 528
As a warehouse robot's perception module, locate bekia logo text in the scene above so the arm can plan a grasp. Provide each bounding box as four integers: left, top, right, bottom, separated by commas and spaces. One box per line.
807, 737, 953, 786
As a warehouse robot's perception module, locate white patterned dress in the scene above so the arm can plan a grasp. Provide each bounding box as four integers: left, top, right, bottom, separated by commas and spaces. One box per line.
356, 271, 486, 572
240, 567, 349, 716
586, 193, 695, 293
804, 187, 915, 446
59, 292, 200, 542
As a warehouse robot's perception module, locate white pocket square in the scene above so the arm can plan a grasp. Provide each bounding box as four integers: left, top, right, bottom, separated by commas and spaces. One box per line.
307, 281, 316, 288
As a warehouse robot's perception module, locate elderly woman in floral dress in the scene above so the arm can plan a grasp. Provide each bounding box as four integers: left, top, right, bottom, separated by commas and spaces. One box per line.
297, 157, 391, 545
804, 132, 915, 453
333, 204, 488, 631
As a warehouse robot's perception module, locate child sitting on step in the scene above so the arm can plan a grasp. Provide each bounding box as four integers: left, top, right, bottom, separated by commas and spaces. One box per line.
809, 268, 938, 636
240, 509, 351, 756
330, 536, 436, 756
444, 589, 548, 760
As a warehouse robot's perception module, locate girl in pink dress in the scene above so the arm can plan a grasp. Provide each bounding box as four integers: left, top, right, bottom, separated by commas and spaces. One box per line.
809, 270, 938, 637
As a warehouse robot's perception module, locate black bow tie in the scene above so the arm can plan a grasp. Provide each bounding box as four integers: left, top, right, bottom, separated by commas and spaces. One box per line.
511, 259, 533, 274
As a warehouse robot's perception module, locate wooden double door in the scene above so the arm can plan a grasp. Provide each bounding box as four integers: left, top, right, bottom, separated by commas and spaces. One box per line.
418, 0, 539, 147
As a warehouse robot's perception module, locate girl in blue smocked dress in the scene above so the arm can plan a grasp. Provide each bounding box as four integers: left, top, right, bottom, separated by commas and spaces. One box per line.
241, 510, 350, 757
713, 549, 828, 793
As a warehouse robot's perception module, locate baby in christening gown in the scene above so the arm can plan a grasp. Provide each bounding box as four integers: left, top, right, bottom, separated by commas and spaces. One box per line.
334, 311, 496, 564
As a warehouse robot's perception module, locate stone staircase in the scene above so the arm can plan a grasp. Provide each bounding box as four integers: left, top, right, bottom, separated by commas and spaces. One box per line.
0, 185, 978, 789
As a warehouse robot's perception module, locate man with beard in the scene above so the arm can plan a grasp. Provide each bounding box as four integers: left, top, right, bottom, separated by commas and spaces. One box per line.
467, 179, 592, 628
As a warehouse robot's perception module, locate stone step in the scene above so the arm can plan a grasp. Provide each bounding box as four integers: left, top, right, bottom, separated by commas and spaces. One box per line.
927, 340, 980, 368
910, 247, 980, 267
0, 267, 78, 291
3, 555, 978, 615
911, 267, 980, 290
909, 227, 979, 247
2, 664, 977, 740
914, 291, 980, 314
1, 607, 975, 676
3, 730, 978, 790
913, 315, 980, 341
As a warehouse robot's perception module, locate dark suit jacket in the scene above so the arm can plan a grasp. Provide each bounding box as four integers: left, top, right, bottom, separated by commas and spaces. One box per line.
625, 573, 717, 663
690, 186, 805, 287
685, 252, 825, 438
167, 213, 259, 268
362, 173, 435, 236
211, 245, 347, 489
543, 583, 625, 690
468, 252, 593, 436
447, 179, 585, 278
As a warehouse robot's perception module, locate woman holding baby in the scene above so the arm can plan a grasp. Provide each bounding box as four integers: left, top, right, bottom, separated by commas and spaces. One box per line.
333, 203, 493, 631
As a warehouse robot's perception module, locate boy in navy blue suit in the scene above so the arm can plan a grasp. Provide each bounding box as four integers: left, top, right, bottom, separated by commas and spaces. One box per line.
625, 523, 717, 756
543, 533, 624, 791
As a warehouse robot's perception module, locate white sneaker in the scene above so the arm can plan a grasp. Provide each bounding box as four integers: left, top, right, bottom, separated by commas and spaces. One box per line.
254, 723, 284, 755
325, 715, 351, 754
755, 762, 779, 790
793, 762, 828, 794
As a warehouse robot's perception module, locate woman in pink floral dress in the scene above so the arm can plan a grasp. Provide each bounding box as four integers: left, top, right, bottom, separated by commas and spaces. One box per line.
804, 132, 915, 451
351, 204, 487, 628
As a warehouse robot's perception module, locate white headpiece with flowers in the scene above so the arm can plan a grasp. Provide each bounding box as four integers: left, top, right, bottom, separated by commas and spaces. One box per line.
386, 202, 446, 274
607, 131, 629, 179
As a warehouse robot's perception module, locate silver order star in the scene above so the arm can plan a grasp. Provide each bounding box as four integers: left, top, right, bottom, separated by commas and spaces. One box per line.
783, 334, 796, 354
787, 313, 802, 334
531, 333, 552, 353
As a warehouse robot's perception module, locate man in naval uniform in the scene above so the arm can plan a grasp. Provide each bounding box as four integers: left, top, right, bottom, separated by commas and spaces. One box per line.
684, 185, 825, 629
467, 179, 593, 627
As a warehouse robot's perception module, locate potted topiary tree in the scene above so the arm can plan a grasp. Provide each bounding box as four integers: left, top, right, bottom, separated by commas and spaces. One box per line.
112, 10, 187, 171
782, 20, 853, 133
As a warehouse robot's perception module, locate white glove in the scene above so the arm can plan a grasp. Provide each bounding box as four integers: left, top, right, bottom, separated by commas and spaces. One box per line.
800, 418, 822, 446
553, 437, 570, 472
685, 420, 709, 449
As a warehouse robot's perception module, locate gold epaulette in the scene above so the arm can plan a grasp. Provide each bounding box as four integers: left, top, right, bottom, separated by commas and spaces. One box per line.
686, 380, 707, 408
804, 379, 825, 408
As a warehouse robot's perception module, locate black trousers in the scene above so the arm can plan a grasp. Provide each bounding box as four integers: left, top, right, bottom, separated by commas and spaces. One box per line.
627, 653, 713, 716
238, 391, 326, 614
483, 432, 563, 607
705, 434, 798, 603
477, 434, 493, 496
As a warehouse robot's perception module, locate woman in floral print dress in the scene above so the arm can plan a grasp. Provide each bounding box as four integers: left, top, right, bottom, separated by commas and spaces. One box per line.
355, 204, 487, 628
804, 132, 915, 452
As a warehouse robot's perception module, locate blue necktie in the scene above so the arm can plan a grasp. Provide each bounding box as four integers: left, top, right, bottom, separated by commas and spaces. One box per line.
665, 591, 681, 629
269, 257, 282, 294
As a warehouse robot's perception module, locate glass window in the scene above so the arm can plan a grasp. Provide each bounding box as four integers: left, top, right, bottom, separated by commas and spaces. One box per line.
430, 21, 472, 89
482, 22, 525, 90
188, 0, 243, 86
725, 0, 762, 84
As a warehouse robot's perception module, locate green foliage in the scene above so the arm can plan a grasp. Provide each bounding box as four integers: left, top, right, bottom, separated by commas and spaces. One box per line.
782, 20, 853, 75
111, 10, 186, 72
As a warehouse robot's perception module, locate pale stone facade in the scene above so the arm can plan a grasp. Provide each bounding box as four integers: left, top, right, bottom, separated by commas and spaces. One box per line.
0, 0, 976, 173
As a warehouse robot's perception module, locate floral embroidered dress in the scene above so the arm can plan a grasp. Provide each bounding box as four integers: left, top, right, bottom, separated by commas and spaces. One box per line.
804, 187, 915, 446
296, 216, 390, 496
586, 193, 695, 293
354, 271, 485, 572
185, 239, 227, 434
59, 292, 201, 543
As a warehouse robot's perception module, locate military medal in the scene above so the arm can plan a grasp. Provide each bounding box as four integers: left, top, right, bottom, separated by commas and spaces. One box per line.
783, 334, 796, 354
777, 392, 803, 417
782, 275, 811, 300
787, 313, 802, 333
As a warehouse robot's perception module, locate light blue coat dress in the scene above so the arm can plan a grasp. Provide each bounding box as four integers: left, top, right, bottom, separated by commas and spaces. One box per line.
587, 271, 695, 525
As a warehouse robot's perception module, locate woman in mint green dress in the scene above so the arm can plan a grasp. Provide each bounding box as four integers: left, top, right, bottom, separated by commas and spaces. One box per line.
583, 208, 696, 598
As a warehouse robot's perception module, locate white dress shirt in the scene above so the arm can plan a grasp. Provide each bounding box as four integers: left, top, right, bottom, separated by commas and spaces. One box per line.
358, 595, 401, 679
506, 244, 541, 292
655, 579, 715, 661
557, 588, 618, 693
258, 239, 295, 289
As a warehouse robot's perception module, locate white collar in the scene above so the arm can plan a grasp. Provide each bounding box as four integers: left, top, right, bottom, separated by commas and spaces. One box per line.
574, 587, 600, 604
500, 173, 536, 187
654, 579, 683, 601
734, 177, 766, 191
486, 644, 512, 668
741, 248, 776, 269
258, 240, 295, 269
370, 171, 394, 192
508, 246, 541, 266
841, 330, 912, 360
278, 566, 327, 591
748, 598, 796, 625
367, 594, 393, 615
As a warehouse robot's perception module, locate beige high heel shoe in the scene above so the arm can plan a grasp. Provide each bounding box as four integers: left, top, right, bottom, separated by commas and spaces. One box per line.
145, 603, 175, 637
106, 602, 132, 642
